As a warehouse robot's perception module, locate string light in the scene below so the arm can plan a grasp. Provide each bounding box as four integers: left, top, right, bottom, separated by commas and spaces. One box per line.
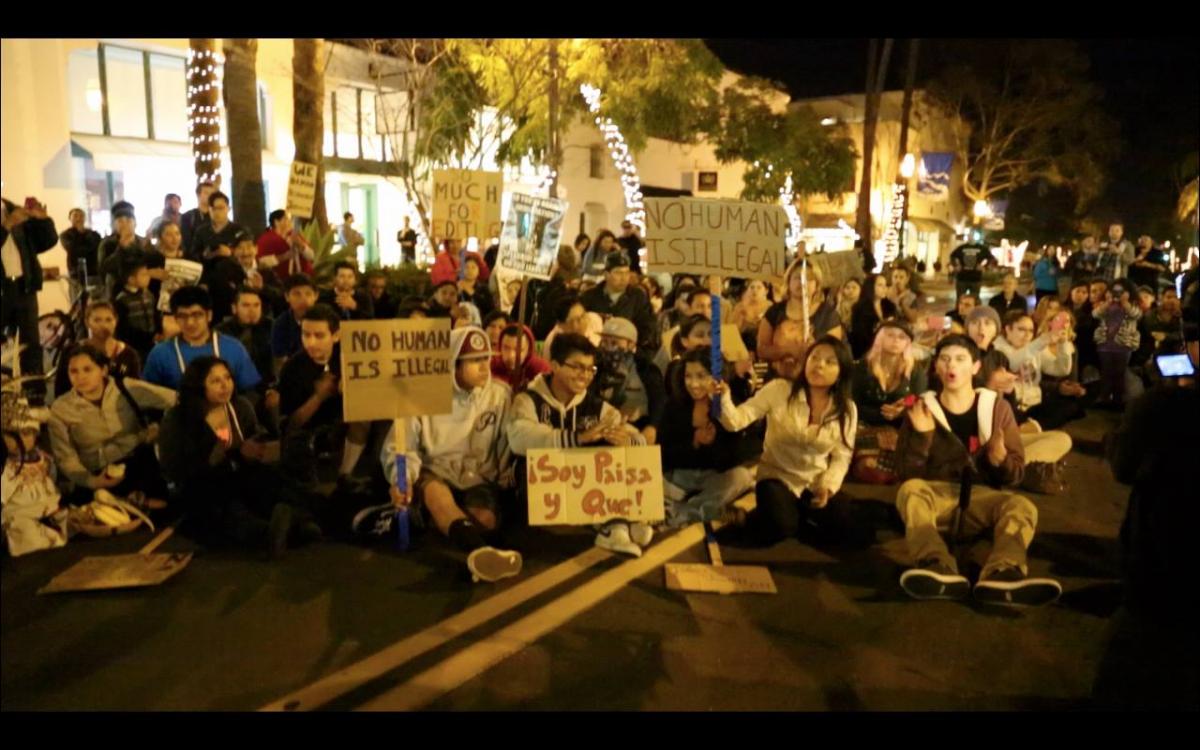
581, 84, 645, 238
779, 173, 801, 251
188, 46, 223, 185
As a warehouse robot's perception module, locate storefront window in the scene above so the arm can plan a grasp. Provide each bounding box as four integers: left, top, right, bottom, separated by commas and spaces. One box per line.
105, 46, 149, 138
150, 53, 187, 142
68, 48, 104, 135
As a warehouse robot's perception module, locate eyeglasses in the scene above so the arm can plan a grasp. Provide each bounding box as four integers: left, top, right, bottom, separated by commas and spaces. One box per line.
174, 311, 208, 322
560, 361, 598, 379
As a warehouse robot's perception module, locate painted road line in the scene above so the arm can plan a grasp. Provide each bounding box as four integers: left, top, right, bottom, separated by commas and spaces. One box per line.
260, 545, 612, 712
357, 521, 714, 711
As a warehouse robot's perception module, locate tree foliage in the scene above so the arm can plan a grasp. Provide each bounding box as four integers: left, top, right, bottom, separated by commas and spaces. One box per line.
926, 39, 1120, 213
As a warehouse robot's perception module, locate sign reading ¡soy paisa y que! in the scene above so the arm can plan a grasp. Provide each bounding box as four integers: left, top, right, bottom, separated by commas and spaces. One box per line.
526, 446, 665, 526
340, 318, 454, 422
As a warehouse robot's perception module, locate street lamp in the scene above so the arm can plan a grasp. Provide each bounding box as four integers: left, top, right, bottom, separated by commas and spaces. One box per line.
973, 199, 992, 221
899, 153, 915, 179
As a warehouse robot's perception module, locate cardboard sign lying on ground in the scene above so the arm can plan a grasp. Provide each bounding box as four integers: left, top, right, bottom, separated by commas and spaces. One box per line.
664, 563, 778, 595
286, 160, 318, 219
432, 169, 503, 241
340, 318, 454, 422
644, 197, 788, 281
38, 552, 192, 594
496, 193, 568, 280
526, 446, 665, 526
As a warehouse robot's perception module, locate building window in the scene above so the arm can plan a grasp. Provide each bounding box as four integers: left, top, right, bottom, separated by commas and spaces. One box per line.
589, 145, 604, 179
104, 46, 149, 138
149, 53, 187, 142
323, 85, 390, 162
68, 48, 103, 135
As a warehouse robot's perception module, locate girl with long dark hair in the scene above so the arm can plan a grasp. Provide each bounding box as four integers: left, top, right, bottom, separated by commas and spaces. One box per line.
849, 273, 898, 359
715, 335, 859, 546
157, 356, 318, 558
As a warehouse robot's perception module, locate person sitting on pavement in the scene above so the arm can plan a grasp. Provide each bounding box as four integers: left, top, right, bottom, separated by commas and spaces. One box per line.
964, 305, 1002, 353
715, 335, 861, 547
993, 310, 1072, 422
888, 265, 923, 324
142, 286, 261, 394
491, 323, 551, 395
543, 294, 602, 355
1030, 309, 1088, 430
483, 310, 512, 353
257, 210, 314, 283
850, 320, 927, 485
976, 348, 1073, 495
271, 273, 318, 370
48, 343, 176, 510
365, 270, 398, 320
370, 326, 521, 584
53, 301, 141, 400
233, 229, 285, 318
506, 333, 651, 558
659, 347, 756, 528
113, 256, 159, 361
580, 251, 659, 358
318, 261, 374, 321
427, 280, 460, 320
198, 227, 250, 330
158, 356, 320, 559
276, 304, 369, 486
456, 255, 494, 320
849, 273, 898, 359
592, 317, 666, 445
946, 292, 977, 331
988, 271, 1029, 317
217, 286, 279, 432
894, 334, 1061, 606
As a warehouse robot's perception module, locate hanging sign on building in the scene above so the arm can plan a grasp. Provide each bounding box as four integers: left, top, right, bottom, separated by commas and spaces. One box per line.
917, 152, 954, 202
882, 183, 907, 263
643, 197, 788, 281
496, 193, 569, 281
286, 161, 318, 219
431, 169, 504, 242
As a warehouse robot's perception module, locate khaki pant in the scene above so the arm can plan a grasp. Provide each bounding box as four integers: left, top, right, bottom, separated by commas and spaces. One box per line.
896, 478, 1039, 578
1021, 430, 1072, 464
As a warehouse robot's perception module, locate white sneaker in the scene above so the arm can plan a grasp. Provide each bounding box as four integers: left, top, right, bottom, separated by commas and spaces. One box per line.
595, 523, 641, 557
466, 546, 523, 583
629, 522, 654, 548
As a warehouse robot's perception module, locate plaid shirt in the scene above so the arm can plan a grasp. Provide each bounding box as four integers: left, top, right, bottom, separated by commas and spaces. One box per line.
1095, 251, 1121, 283
115, 287, 157, 334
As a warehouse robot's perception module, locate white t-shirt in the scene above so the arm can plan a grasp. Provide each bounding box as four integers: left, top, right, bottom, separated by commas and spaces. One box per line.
2, 232, 24, 280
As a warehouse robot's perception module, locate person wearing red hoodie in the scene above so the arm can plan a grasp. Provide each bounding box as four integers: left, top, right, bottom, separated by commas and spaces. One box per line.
430, 238, 490, 286
491, 323, 550, 394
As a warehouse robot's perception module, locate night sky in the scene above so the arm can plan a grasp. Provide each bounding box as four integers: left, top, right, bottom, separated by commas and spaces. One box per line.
705, 39, 1199, 244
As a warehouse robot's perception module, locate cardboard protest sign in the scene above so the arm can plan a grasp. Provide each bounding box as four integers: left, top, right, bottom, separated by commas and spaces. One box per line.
805, 250, 865, 291
644, 197, 788, 281
496, 193, 568, 280
432, 169, 503, 242
526, 446, 665, 526
664, 563, 778, 594
286, 160, 318, 219
39, 553, 192, 594
157, 258, 204, 312
340, 318, 454, 422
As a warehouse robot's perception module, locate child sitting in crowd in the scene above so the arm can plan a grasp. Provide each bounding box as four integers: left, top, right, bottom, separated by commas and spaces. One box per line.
113, 257, 159, 360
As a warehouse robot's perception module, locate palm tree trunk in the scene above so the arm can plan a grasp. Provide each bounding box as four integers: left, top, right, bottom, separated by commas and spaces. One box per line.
293, 38, 330, 233
223, 38, 266, 235
188, 39, 222, 187
856, 38, 894, 270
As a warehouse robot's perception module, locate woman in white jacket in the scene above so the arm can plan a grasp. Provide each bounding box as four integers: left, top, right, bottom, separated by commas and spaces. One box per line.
993, 310, 1071, 419
716, 335, 859, 546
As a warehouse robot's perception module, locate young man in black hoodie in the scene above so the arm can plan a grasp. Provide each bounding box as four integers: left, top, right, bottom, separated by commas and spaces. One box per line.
894, 334, 1061, 606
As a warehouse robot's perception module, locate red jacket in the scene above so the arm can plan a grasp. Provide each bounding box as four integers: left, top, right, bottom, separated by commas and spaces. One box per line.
430, 250, 490, 286
490, 324, 551, 394
257, 229, 313, 282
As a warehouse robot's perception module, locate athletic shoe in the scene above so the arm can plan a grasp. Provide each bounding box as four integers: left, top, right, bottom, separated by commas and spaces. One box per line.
267, 503, 292, 560
594, 522, 641, 558
467, 546, 523, 583
973, 566, 1062, 607
351, 504, 396, 538
900, 560, 971, 601
629, 522, 654, 547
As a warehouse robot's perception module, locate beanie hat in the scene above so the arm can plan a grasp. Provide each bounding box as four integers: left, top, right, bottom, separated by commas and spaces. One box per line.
966, 305, 1001, 330
601, 316, 638, 345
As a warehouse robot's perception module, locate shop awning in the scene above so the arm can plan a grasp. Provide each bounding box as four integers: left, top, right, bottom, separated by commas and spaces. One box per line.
801, 213, 854, 230
71, 134, 286, 172
907, 216, 956, 235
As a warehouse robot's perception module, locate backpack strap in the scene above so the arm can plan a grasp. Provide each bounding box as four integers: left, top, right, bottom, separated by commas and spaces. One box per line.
976, 388, 997, 445
111, 375, 148, 429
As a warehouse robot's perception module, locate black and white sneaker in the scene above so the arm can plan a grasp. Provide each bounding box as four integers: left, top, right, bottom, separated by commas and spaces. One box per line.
351, 504, 396, 538
900, 560, 971, 601
467, 546, 523, 583
973, 566, 1062, 607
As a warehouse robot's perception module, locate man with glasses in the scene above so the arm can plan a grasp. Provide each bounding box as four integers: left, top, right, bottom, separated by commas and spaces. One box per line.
141, 285, 261, 392
507, 333, 651, 558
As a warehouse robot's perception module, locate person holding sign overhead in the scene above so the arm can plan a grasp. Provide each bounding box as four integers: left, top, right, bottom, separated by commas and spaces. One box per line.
372, 326, 521, 584
506, 333, 651, 558
758, 259, 843, 380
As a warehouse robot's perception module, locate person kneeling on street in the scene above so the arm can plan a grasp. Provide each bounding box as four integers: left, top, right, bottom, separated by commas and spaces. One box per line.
369, 326, 522, 583
894, 334, 1061, 606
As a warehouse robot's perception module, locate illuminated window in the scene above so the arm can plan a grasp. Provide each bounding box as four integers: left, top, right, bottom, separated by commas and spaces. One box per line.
105, 46, 149, 138
68, 48, 103, 134
149, 53, 187, 142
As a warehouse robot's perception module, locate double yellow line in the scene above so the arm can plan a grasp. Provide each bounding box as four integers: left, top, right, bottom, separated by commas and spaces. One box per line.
261, 520, 719, 712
